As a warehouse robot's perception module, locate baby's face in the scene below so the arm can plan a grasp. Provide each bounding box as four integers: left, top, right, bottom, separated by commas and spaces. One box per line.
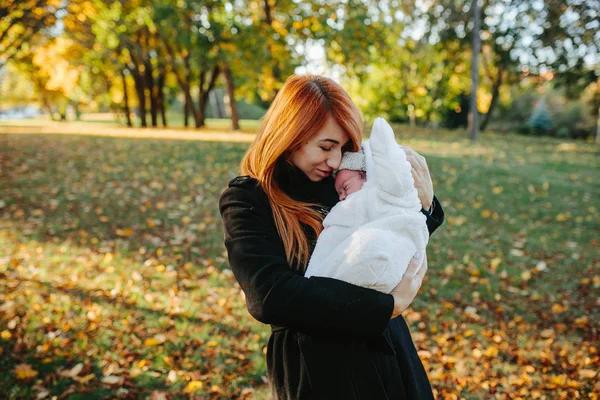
335, 169, 366, 201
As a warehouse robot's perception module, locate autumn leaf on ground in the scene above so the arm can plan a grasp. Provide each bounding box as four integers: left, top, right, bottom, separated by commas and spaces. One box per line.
15, 364, 38, 380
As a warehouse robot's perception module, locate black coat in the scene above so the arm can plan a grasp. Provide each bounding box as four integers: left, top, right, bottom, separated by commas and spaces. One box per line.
219, 160, 444, 399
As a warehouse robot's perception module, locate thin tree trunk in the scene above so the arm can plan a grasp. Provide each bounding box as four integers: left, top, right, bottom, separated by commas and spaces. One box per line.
223, 63, 240, 130
263, 0, 281, 99
132, 72, 147, 128
480, 69, 503, 131
408, 104, 416, 127
144, 60, 157, 127
42, 98, 55, 121
596, 107, 600, 144
469, 0, 480, 142
184, 95, 190, 127
211, 89, 226, 118
157, 69, 167, 127
196, 65, 220, 128
121, 69, 133, 127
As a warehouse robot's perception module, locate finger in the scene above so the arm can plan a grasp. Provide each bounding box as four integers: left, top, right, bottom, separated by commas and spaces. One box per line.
416, 255, 428, 281
411, 167, 423, 185
407, 154, 427, 171
405, 252, 422, 277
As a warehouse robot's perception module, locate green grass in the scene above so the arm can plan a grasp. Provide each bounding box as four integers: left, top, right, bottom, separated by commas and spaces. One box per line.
0, 123, 598, 399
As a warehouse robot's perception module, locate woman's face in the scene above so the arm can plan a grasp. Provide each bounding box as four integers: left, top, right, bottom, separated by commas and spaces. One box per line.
289, 116, 351, 182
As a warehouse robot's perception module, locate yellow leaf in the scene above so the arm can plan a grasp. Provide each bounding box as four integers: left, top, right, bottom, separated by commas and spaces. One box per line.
184, 380, 204, 393
15, 363, 38, 380
73, 373, 95, 384
484, 346, 499, 358
555, 213, 569, 222
182, 216, 191, 225
492, 186, 503, 194
207, 340, 218, 347
551, 303, 565, 313
490, 257, 501, 271
481, 209, 492, 218
521, 270, 531, 281
144, 338, 161, 346
144, 333, 166, 347
1, 330, 11, 340
120, 228, 134, 236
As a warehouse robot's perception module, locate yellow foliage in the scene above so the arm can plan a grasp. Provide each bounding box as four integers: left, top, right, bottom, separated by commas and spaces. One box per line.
184, 380, 204, 393
15, 364, 38, 380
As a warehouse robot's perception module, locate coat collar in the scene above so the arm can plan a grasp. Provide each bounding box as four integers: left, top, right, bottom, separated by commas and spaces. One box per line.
273, 158, 339, 208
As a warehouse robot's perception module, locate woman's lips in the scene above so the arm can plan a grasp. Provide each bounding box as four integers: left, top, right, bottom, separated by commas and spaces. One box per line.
317, 169, 331, 177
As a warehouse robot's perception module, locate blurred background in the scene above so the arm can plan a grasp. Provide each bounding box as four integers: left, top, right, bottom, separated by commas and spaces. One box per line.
1, 1, 599, 399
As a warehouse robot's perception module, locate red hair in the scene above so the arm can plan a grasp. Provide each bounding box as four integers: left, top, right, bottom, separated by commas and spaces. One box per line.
241, 74, 363, 270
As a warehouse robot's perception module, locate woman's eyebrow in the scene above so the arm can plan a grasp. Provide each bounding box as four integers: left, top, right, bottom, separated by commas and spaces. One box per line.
318, 139, 340, 144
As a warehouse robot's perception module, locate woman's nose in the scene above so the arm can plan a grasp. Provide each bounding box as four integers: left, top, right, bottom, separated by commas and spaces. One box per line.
326, 149, 343, 170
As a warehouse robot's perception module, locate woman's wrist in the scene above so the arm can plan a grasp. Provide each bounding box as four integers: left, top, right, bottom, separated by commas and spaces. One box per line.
390, 297, 404, 319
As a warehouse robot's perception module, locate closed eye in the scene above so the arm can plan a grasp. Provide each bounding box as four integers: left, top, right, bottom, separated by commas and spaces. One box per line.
320, 147, 331, 152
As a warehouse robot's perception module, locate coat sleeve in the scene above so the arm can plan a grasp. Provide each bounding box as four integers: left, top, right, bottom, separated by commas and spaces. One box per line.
219, 183, 395, 338
422, 195, 444, 235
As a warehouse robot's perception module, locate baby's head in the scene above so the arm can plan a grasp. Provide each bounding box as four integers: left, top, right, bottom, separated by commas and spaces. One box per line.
335, 150, 367, 201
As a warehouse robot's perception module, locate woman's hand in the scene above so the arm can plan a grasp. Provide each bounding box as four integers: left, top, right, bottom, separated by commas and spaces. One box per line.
390, 252, 428, 319
401, 146, 434, 210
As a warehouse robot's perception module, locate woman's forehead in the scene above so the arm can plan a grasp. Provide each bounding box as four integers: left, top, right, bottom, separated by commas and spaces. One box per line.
313, 117, 349, 143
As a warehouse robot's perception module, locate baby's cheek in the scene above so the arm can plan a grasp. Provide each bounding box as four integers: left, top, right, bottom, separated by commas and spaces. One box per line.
334, 177, 343, 193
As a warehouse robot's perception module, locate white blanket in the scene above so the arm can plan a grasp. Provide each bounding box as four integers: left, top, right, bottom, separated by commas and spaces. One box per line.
304, 118, 429, 293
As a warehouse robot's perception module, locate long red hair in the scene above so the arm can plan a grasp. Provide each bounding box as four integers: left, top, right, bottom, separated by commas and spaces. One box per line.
240, 74, 363, 271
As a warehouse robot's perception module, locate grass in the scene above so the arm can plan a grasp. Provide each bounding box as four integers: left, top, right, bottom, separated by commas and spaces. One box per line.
0, 120, 599, 399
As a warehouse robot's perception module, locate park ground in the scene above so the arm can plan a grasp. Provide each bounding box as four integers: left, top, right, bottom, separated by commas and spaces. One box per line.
1, 117, 599, 399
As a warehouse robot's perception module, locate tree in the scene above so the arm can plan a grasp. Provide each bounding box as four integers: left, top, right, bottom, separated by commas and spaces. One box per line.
425, 0, 599, 132
469, 0, 480, 142
0, 0, 62, 68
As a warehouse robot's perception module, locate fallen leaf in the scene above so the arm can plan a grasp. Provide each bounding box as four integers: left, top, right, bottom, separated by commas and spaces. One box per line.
15, 364, 38, 380
184, 380, 204, 393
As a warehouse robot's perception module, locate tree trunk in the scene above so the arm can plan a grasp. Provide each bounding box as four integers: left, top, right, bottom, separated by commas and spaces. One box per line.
596, 107, 600, 144
145, 60, 158, 127
408, 104, 416, 127
196, 65, 220, 128
42, 98, 55, 121
223, 63, 240, 130
132, 71, 147, 128
121, 69, 133, 127
184, 95, 190, 127
469, 0, 481, 142
263, 0, 281, 99
157, 69, 167, 127
210, 89, 226, 118
480, 69, 503, 131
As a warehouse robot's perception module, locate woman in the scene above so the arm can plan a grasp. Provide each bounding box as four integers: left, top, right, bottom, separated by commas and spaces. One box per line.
219, 75, 444, 399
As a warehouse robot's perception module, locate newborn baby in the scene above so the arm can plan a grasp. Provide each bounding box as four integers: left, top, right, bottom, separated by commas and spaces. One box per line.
335, 169, 366, 201
304, 118, 429, 294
